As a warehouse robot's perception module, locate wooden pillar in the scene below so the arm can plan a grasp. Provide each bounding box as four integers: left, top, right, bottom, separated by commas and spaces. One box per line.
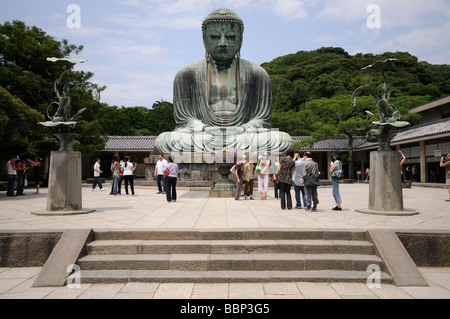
327, 151, 332, 180
420, 141, 426, 183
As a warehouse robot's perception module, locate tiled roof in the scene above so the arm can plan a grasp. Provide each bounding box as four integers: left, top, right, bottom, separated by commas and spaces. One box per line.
307, 137, 367, 151
392, 118, 450, 143
358, 118, 450, 149
104, 136, 157, 151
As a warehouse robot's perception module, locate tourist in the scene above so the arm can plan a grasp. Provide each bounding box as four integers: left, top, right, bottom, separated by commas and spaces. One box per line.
405, 165, 412, 180
6, 155, 18, 197
276, 149, 295, 210
302, 152, 319, 211
234, 160, 244, 201
166, 156, 179, 202
330, 151, 343, 211
16, 158, 27, 196
271, 157, 280, 199
30, 157, 43, 195
92, 158, 104, 191
242, 161, 255, 200
365, 168, 370, 183
257, 154, 271, 200
293, 151, 307, 209
154, 154, 168, 195
111, 156, 122, 196
439, 154, 450, 202
122, 156, 136, 196
412, 164, 418, 182
399, 150, 406, 182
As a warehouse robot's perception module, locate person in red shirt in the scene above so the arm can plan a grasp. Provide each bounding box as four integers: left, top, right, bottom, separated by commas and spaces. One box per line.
30, 157, 43, 195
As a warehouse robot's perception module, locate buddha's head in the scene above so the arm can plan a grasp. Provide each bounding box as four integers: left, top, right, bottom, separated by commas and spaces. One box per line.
202, 8, 244, 61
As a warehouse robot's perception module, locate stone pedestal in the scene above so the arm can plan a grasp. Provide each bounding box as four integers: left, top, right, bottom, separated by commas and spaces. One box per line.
32, 151, 95, 216
356, 151, 419, 216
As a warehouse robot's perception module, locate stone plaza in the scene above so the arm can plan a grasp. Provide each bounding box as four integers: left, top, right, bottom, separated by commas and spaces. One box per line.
0, 182, 449, 299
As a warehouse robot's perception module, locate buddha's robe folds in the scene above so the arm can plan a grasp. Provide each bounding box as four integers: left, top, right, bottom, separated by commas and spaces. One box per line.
154, 58, 293, 156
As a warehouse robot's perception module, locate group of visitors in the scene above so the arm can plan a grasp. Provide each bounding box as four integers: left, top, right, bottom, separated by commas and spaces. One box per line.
230, 149, 344, 212
91, 153, 178, 202
105, 156, 136, 196
5, 155, 43, 197
150, 150, 343, 211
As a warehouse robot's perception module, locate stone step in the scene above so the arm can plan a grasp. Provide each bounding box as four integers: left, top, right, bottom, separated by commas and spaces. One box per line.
78, 253, 382, 271
79, 269, 393, 284
93, 229, 367, 241
86, 239, 374, 255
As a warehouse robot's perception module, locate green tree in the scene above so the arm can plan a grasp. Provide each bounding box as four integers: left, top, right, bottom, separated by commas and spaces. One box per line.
0, 86, 45, 156
0, 20, 105, 162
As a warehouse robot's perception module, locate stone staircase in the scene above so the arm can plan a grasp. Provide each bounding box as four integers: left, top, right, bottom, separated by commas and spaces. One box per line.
77, 230, 393, 284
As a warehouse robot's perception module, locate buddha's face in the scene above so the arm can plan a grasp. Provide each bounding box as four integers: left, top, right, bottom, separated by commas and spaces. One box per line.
204, 22, 242, 61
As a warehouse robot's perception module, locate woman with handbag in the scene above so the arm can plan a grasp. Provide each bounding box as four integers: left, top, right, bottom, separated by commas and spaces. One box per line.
330, 150, 343, 211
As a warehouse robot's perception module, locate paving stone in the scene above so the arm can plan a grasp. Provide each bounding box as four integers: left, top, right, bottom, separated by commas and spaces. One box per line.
44, 284, 92, 299
114, 292, 154, 299
229, 283, 265, 299
330, 282, 378, 297
400, 286, 450, 299
296, 282, 341, 299
77, 283, 125, 299
192, 283, 229, 298
0, 279, 28, 294
263, 282, 302, 295
152, 283, 194, 299
120, 282, 160, 293
368, 284, 414, 299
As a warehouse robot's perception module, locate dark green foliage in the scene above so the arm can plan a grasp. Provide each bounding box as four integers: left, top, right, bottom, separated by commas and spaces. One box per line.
98, 100, 175, 137
264, 47, 450, 136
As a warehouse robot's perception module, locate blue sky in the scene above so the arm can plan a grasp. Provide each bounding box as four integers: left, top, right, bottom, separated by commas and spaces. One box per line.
1, 0, 450, 107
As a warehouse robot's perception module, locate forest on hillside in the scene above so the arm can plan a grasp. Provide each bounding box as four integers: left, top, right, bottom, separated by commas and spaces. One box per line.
264, 47, 450, 141
1, 21, 450, 161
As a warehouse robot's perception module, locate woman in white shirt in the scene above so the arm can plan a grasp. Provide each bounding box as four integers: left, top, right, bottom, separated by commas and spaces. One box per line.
257, 154, 271, 200
121, 156, 136, 196
330, 151, 343, 211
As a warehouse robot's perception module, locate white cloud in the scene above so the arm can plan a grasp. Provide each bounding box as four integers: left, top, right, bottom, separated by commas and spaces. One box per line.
316, 0, 450, 28
99, 75, 174, 107
272, 0, 309, 20
48, 26, 109, 40
372, 22, 450, 64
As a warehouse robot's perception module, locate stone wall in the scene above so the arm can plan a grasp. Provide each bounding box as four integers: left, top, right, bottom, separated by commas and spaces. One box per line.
0, 231, 62, 267
398, 231, 450, 267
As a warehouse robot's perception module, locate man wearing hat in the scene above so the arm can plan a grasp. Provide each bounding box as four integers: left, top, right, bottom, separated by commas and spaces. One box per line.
6, 155, 18, 197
